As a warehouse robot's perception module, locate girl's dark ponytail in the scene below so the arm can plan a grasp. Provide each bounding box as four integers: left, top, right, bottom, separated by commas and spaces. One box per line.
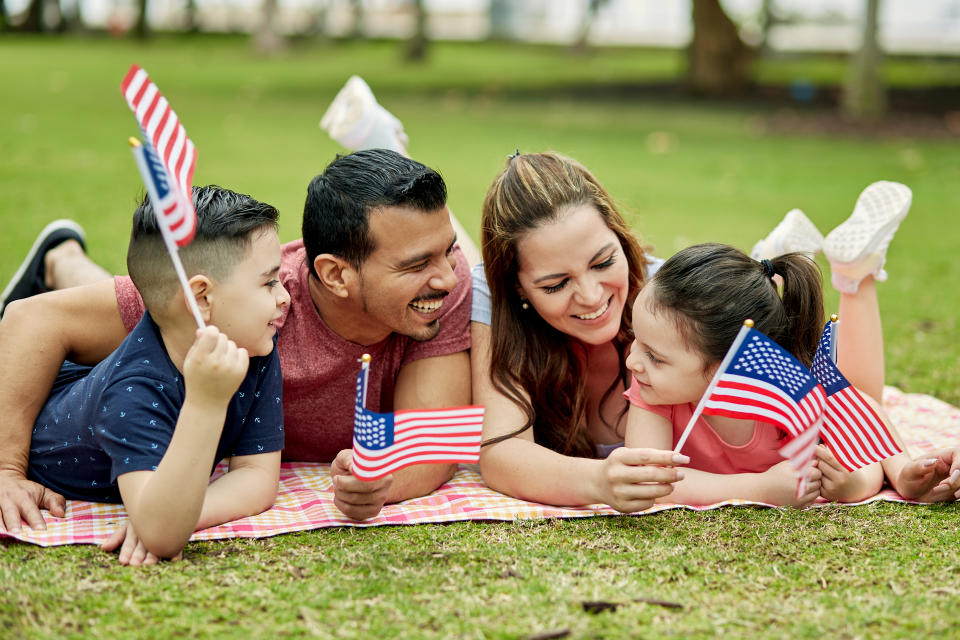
769, 254, 824, 367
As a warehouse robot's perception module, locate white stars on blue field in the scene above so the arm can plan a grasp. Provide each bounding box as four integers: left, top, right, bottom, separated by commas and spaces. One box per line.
729, 334, 817, 400
810, 321, 847, 396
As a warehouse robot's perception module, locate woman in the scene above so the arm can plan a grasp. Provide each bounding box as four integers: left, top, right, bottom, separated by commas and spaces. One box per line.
470, 152, 941, 510
471, 152, 685, 512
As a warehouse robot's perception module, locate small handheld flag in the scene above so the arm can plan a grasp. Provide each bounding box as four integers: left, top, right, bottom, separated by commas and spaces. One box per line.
811, 316, 902, 471
128, 139, 205, 328
674, 320, 826, 498
351, 354, 484, 482
122, 64, 203, 328
121, 63, 198, 247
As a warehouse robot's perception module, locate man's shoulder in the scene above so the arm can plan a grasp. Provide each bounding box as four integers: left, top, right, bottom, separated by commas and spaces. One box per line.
281, 238, 306, 265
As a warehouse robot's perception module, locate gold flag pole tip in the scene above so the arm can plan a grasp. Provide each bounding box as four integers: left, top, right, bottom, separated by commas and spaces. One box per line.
128, 137, 142, 148
743, 318, 755, 328
830, 314, 839, 323
361, 353, 372, 364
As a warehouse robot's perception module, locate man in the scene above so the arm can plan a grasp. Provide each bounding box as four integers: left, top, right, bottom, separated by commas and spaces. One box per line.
0, 149, 472, 529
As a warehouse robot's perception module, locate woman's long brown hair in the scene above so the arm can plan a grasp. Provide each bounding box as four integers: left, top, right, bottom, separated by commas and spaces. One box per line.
480, 152, 651, 458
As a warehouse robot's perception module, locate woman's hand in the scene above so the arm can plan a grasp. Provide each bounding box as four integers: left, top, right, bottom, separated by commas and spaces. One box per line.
594, 448, 688, 513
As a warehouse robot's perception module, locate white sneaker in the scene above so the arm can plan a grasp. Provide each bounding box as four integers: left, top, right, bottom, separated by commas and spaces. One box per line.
320, 76, 409, 155
823, 181, 912, 294
749, 208, 824, 261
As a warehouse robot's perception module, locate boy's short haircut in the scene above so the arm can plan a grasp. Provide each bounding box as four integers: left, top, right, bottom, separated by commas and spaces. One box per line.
301, 149, 447, 275
127, 185, 280, 314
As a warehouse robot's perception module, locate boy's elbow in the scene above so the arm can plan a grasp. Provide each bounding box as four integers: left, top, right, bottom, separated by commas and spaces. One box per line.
139, 529, 191, 560
255, 482, 279, 514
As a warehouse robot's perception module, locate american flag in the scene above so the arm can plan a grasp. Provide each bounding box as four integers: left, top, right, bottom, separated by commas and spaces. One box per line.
810, 319, 902, 471
130, 141, 181, 242
776, 416, 822, 499
700, 326, 826, 439
673, 323, 826, 499
121, 64, 197, 246
351, 357, 484, 482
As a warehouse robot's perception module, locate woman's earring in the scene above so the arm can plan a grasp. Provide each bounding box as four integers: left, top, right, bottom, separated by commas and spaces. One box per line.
521, 300, 529, 310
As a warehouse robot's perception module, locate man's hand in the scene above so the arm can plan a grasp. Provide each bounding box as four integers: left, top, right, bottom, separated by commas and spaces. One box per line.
0, 471, 65, 532
329, 449, 393, 521
101, 521, 181, 566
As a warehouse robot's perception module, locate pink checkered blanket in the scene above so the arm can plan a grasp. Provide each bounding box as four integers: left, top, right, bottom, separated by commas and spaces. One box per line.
3, 386, 957, 547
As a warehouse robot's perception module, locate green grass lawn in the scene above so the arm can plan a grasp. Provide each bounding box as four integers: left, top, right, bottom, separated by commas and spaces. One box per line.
1, 35, 958, 638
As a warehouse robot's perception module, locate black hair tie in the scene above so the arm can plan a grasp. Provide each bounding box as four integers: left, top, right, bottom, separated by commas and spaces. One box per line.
760, 259, 776, 279
508, 148, 520, 160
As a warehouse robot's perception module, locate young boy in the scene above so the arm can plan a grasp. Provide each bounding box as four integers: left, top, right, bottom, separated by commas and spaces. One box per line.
27, 185, 289, 565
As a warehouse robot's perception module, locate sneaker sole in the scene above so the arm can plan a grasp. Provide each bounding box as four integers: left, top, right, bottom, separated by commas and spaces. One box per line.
823, 182, 911, 264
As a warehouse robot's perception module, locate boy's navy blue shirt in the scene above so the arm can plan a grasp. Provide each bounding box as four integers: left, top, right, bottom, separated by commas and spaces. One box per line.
28, 313, 284, 503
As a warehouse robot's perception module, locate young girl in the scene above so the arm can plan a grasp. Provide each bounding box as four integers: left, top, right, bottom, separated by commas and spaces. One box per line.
624, 243, 960, 506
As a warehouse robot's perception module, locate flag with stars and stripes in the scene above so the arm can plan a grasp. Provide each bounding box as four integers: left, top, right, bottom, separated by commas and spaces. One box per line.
121, 64, 197, 246
810, 319, 902, 471
700, 326, 826, 439
674, 324, 826, 499
351, 357, 484, 481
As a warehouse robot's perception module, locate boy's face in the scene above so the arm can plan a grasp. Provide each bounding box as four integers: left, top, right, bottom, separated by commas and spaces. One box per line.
353, 205, 459, 342
208, 228, 289, 357
625, 285, 715, 406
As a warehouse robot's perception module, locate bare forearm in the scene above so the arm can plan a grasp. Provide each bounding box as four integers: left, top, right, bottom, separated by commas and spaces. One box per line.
480, 439, 604, 506
123, 402, 226, 557
0, 302, 72, 475
662, 468, 774, 505
196, 456, 280, 530
383, 463, 456, 504
0, 283, 127, 476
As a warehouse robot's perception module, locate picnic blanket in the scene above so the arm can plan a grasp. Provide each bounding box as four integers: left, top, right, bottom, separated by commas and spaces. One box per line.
3, 386, 957, 548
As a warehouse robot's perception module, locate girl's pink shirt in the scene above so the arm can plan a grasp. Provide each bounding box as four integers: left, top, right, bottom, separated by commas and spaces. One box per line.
626, 379, 786, 474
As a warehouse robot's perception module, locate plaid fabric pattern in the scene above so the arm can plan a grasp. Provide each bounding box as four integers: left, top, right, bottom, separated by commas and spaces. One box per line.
3, 387, 956, 548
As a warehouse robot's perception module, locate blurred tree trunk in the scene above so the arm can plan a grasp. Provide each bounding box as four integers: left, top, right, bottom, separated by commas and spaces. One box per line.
405, 0, 427, 62
133, 0, 149, 39
21, 0, 45, 31
0, 0, 7, 31
572, 0, 609, 55
842, 0, 886, 121
64, 0, 87, 32
488, 0, 513, 41
348, 0, 363, 40
687, 0, 753, 96
254, 0, 285, 53
758, 0, 775, 54
184, 0, 198, 33
309, 0, 329, 38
